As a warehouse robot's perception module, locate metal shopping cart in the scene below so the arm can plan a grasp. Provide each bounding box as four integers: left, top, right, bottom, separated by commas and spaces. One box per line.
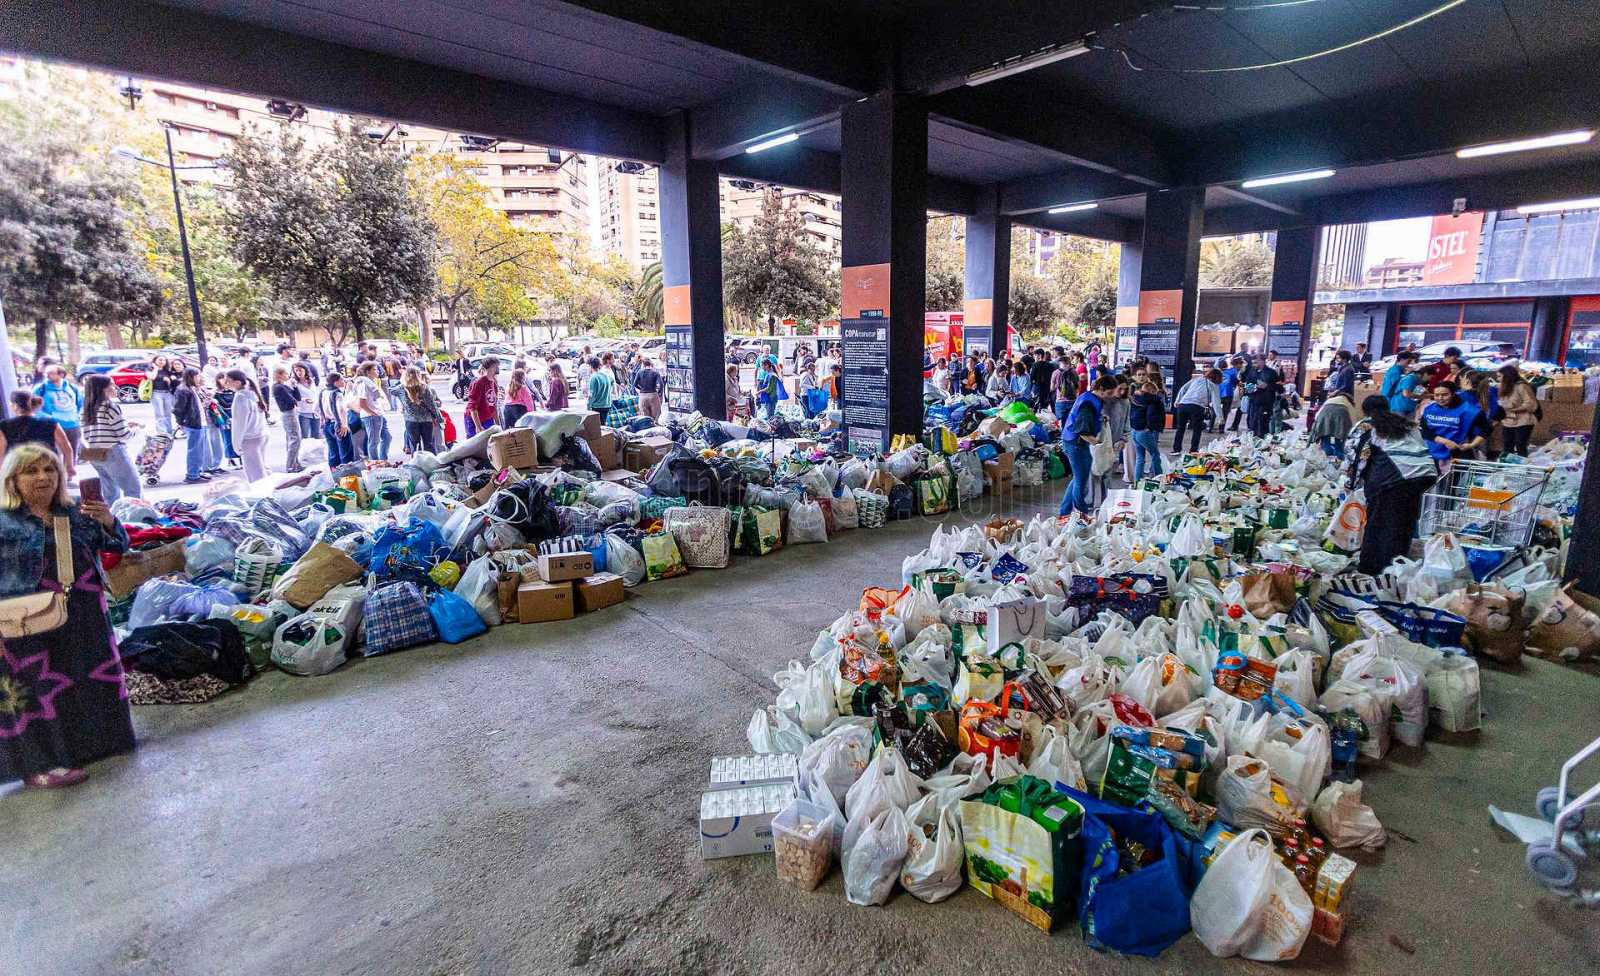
1419, 460, 1551, 576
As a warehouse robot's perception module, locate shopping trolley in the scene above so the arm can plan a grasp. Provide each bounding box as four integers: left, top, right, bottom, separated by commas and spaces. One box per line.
1418, 460, 1550, 577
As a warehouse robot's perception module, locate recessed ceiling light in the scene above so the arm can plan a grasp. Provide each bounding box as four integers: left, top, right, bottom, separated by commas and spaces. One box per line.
745, 132, 799, 154
1048, 202, 1099, 214
1517, 197, 1600, 214
1240, 169, 1336, 189
1458, 130, 1593, 159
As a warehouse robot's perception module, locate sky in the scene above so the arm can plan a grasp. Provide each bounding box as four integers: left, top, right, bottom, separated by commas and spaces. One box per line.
1362, 215, 1433, 266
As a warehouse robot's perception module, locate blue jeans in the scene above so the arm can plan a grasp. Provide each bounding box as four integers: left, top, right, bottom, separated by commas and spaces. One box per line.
1053, 400, 1071, 423
1131, 429, 1163, 482
323, 420, 354, 467
1059, 440, 1095, 516
90, 444, 141, 506
183, 426, 207, 480
220, 424, 238, 461
758, 397, 776, 419
362, 414, 391, 460
1321, 436, 1344, 459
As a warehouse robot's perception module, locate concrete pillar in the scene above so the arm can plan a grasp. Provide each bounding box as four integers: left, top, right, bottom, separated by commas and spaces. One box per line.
658, 111, 726, 417
1529, 296, 1569, 362
1266, 225, 1321, 392
1134, 188, 1204, 388
1113, 243, 1143, 367
839, 92, 927, 453
963, 185, 1010, 359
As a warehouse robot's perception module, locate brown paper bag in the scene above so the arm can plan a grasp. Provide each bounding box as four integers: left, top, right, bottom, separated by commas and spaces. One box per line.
864, 469, 898, 495
271, 542, 364, 609
1446, 582, 1528, 665
1528, 582, 1600, 661
1241, 570, 1296, 620
496, 573, 522, 624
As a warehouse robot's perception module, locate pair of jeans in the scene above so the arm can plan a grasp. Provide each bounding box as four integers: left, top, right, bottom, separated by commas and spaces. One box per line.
152, 390, 175, 435
1054, 399, 1071, 423
1172, 403, 1206, 454
88, 443, 140, 505
183, 425, 207, 480
1320, 436, 1344, 459
405, 420, 438, 454
323, 420, 355, 466
298, 413, 321, 441
360, 413, 391, 460
204, 427, 225, 471
1130, 429, 1163, 481
1214, 394, 1233, 431
220, 424, 238, 462
758, 397, 776, 419
281, 409, 302, 471
1059, 440, 1095, 516
1502, 424, 1532, 456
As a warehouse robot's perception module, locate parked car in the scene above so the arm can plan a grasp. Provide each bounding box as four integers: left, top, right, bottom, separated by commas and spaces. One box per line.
1370, 339, 1510, 377
75, 349, 150, 380
104, 360, 155, 402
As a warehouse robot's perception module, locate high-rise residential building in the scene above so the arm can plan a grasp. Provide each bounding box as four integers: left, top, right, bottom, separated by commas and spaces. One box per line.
596, 162, 661, 273
1364, 256, 1425, 287
397, 125, 590, 239
1319, 223, 1369, 289
720, 181, 843, 266
1029, 230, 1062, 275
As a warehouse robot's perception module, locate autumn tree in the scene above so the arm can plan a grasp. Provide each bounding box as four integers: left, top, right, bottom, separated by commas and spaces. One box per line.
221, 119, 436, 344
722, 190, 837, 331
1200, 235, 1274, 288
925, 214, 964, 311
1048, 235, 1120, 330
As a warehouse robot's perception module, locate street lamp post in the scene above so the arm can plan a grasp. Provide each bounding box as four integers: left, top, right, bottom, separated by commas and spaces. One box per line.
162, 126, 209, 365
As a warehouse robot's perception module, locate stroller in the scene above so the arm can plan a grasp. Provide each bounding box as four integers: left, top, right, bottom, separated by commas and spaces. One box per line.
137, 433, 173, 486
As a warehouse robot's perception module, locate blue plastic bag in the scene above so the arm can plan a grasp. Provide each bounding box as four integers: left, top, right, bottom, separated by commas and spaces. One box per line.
1063, 787, 1196, 957
370, 517, 448, 582
428, 589, 488, 644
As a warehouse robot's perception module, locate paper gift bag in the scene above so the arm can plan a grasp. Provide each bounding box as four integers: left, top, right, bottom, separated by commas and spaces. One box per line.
865, 469, 898, 496
1241, 570, 1297, 620
988, 597, 1046, 655
1528, 582, 1600, 661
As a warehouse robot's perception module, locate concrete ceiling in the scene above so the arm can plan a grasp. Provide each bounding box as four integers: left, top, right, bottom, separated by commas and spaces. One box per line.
5, 0, 1600, 237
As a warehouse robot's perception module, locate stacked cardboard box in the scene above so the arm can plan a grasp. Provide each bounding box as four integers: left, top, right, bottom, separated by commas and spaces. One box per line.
514, 551, 625, 623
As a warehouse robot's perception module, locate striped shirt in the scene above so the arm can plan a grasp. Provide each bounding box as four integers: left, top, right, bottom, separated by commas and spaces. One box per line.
83, 401, 131, 449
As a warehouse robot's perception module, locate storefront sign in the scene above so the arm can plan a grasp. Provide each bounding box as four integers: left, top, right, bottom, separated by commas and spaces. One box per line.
664, 324, 695, 413
1421, 212, 1484, 286
841, 317, 891, 455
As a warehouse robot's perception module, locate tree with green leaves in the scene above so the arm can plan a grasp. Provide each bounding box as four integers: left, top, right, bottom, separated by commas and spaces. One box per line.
636, 261, 663, 327
722, 190, 837, 332
221, 119, 437, 345
925, 214, 964, 311
1200, 235, 1274, 288
0, 138, 163, 360
1047, 235, 1120, 331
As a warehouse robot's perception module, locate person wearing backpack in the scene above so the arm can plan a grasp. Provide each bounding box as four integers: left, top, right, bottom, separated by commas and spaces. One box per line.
754, 356, 780, 419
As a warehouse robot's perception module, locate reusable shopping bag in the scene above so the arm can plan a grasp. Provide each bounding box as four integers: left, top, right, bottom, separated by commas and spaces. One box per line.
959, 776, 1085, 932
914, 474, 951, 516
428, 589, 488, 644
640, 531, 688, 581
663, 505, 732, 569
1190, 828, 1312, 961
1066, 786, 1195, 957
740, 505, 784, 555
361, 581, 438, 656
270, 613, 350, 676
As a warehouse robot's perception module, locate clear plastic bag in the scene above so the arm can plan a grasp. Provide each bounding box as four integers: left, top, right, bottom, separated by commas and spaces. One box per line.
842, 804, 911, 907
1190, 828, 1313, 961
773, 798, 834, 890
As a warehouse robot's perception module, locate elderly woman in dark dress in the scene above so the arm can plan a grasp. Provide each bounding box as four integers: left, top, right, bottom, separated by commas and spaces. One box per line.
0, 443, 132, 789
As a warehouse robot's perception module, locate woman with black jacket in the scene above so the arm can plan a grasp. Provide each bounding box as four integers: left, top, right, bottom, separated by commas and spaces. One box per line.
1344, 396, 1441, 575
1127, 380, 1167, 481
173, 368, 211, 484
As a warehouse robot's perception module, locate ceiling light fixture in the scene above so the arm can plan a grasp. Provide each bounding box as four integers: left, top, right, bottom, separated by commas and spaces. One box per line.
1517, 197, 1600, 215
1048, 202, 1099, 214
1240, 168, 1336, 189
966, 40, 1090, 87
1457, 129, 1593, 159
744, 132, 800, 154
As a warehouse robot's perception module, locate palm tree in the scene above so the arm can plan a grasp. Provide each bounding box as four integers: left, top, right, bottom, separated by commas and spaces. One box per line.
638, 261, 663, 327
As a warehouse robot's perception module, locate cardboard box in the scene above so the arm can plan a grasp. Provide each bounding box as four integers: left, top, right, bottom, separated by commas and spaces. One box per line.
487, 427, 538, 470
624, 434, 674, 472
105, 539, 187, 600
588, 429, 622, 470
976, 417, 1012, 439
577, 409, 603, 442
538, 550, 594, 583
517, 580, 574, 623
1550, 384, 1584, 404
698, 782, 796, 859
574, 572, 625, 613
466, 467, 517, 508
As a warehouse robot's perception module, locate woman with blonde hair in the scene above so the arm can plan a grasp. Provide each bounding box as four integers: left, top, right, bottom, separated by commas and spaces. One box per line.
400, 366, 445, 454
503, 367, 535, 428
0, 443, 132, 789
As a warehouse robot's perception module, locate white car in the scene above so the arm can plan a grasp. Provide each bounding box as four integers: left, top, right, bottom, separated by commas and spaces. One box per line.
1371, 339, 1511, 377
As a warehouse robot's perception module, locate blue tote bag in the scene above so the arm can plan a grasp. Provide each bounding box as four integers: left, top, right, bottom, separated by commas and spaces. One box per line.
1062, 787, 1197, 957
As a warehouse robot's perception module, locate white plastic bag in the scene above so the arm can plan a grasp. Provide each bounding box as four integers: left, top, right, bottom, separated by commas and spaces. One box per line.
774, 658, 838, 736
1341, 648, 1427, 748
1311, 779, 1387, 851
900, 624, 955, 691
1120, 653, 1195, 718
606, 533, 647, 587
271, 613, 349, 676
901, 794, 964, 902
1215, 755, 1298, 833
1253, 719, 1331, 803
1168, 514, 1210, 558
788, 499, 829, 544
1320, 679, 1390, 759
747, 706, 811, 754
1025, 724, 1088, 792
843, 804, 912, 906
1323, 488, 1367, 552
831, 492, 860, 531
798, 723, 874, 803
1425, 654, 1482, 732
922, 753, 992, 808
1271, 649, 1320, 707
1190, 828, 1313, 961
452, 557, 502, 627
1421, 532, 1471, 586
844, 749, 922, 826
891, 582, 941, 639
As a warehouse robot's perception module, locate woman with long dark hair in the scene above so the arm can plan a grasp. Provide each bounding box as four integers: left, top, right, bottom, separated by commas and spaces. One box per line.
1346, 396, 1440, 575
223, 368, 270, 482
1497, 363, 1537, 457
78, 374, 141, 505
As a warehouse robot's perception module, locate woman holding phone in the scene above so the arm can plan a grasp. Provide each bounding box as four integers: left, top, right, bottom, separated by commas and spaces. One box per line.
0, 443, 131, 789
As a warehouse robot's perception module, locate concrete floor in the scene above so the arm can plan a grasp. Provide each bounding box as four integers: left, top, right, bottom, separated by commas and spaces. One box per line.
6, 483, 1600, 976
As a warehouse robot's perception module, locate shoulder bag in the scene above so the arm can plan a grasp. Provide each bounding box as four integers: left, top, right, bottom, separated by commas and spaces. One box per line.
0, 517, 73, 638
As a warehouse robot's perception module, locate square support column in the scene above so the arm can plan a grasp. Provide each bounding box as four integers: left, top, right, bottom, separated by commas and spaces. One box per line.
1113, 242, 1143, 367
840, 92, 927, 453
1135, 188, 1204, 389
658, 111, 725, 418
1266, 224, 1322, 393
963, 185, 1010, 359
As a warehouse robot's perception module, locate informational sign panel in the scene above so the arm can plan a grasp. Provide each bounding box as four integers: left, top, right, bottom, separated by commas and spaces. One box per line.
1113, 327, 1138, 367
1268, 325, 1304, 358
664, 324, 695, 413
963, 325, 993, 357
1136, 324, 1181, 370
1421, 212, 1484, 286
840, 316, 891, 456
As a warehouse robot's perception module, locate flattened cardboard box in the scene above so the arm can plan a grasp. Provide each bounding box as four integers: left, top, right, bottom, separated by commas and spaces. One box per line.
517, 581, 573, 623
105, 540, 187, 600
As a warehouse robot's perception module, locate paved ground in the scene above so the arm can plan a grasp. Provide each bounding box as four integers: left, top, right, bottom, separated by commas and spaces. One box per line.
7, 484, 1600, 976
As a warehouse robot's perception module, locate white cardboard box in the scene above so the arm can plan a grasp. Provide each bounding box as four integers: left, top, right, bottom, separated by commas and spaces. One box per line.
698, 782, 796, 859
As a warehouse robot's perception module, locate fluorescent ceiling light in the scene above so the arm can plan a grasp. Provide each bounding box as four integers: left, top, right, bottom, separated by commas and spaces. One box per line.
1048, 202, 1098, 214
1457, 129, 1593, 159
744, 132, 799, 154
966, 41, 1089, 87
1517, 197, 1600, 214
1240, 168, 1336, 189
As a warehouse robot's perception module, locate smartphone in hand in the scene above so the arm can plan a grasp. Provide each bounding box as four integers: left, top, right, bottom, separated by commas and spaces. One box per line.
79, 477, 103, 504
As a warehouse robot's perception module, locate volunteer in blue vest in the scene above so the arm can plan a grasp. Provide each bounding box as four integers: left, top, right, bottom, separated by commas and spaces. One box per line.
1419, 380, 1487, 467
32, 363, 84, 460
1059, 375, 1119, 518
1380, 350, 1423, 417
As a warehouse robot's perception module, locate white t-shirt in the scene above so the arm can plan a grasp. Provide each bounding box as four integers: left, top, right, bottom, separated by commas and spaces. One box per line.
354, 376, 385, 416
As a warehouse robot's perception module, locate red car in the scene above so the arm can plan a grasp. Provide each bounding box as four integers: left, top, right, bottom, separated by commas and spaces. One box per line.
105, 360, 155, 402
